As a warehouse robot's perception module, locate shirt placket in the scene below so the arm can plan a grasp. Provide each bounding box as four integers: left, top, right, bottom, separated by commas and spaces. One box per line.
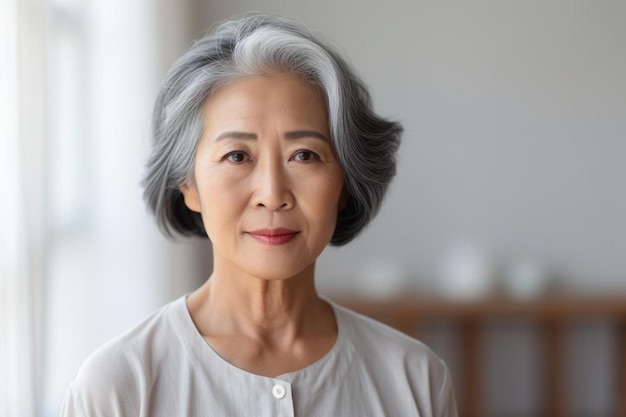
271, 379, 294, 417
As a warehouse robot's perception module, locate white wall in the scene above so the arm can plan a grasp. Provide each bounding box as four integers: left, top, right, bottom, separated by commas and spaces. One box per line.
197, 1, 626, 296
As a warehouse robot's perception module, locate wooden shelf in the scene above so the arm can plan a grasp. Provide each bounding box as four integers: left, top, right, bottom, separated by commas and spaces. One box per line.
332, 295, 626, 417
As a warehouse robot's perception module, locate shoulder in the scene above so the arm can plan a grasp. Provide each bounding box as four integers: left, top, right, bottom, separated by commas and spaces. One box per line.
61, 298, 184, 416
332, 302, 458, 416
332, 301, 440, 361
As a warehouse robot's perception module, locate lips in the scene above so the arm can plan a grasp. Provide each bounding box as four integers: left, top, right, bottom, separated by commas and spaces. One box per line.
247, 228, 299, 245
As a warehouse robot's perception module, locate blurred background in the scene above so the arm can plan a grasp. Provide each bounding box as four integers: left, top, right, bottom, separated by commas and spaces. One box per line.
1, 0, 625, 416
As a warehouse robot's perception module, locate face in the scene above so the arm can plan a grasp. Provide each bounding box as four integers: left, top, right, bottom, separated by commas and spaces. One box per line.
181, 73, 345, 281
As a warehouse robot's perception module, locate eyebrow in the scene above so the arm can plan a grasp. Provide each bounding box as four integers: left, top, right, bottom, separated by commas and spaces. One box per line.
214, 130, 329, 142
284, 130, 329, 142
215, 131, 257, 141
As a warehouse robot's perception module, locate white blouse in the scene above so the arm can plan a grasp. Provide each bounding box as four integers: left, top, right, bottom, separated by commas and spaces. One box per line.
62, 296, 458, 417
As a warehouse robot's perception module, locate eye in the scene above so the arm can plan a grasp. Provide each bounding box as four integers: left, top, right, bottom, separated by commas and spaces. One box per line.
224, 151, 249, 164
291, 150, 320, 162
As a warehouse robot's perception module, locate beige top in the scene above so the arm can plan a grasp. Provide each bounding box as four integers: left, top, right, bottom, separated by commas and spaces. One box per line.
62, 296, 458, 417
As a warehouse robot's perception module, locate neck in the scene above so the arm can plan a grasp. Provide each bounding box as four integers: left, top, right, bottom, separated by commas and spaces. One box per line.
186, 254, 337, 377
188, 256, 332, 344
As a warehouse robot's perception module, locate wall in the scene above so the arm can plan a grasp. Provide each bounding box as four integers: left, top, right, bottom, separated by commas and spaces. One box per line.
196, 0, 626, 298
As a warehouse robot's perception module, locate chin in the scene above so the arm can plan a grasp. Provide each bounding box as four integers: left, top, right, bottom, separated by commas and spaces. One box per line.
242, 260, 315, 282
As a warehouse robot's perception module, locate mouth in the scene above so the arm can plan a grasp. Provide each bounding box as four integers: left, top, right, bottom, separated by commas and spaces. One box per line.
247, 228, 299, 245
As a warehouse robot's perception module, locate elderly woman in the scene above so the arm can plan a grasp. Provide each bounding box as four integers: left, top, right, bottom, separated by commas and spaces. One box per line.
62, 14, 457, 417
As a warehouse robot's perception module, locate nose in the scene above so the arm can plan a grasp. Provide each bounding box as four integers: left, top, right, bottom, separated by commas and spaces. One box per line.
250, 158, 294, 211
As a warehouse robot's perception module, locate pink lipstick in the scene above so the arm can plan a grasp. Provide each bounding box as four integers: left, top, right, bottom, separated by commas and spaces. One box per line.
247, 228, 299, 245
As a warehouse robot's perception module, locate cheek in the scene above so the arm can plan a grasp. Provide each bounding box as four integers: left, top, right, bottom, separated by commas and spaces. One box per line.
322, 172, 345, 211
306, 180, 343, 225
195, 178, 247, 233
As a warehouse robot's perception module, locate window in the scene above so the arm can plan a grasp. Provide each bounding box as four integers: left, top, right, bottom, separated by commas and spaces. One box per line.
2, 1, 176, 416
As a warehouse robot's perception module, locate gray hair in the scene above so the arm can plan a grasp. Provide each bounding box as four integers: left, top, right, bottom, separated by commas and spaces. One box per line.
142, 13, 402, 245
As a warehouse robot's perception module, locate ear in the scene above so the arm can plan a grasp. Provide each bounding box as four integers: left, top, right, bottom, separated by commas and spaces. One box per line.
180, 181, 201, 213
338, 187, 350, 211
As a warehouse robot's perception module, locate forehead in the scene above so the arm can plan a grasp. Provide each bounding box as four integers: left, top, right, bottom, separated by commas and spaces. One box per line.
202, 73, 329, 132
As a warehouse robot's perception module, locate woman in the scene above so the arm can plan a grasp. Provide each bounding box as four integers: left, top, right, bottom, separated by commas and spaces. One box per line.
62, 14, 458, 417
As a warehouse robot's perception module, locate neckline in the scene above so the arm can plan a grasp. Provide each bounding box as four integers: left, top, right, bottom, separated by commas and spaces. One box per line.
170, 295, 355, 392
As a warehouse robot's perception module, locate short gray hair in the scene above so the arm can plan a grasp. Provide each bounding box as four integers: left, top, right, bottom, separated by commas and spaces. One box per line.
142, 13, 402, 245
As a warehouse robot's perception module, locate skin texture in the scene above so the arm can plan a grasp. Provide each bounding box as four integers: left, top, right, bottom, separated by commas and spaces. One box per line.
181, 73, 344, 377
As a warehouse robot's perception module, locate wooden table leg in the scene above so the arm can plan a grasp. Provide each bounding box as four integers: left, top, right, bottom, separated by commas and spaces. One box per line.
618, 319, 626, 417
460, 320, 483, 417
543, 320, 566, 417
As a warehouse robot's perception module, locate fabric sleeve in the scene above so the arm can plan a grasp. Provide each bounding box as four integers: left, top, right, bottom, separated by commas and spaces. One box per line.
59, 372, 139, 417
60, 385, 91, 417
434, 360, 459, 417
58, 346, 141, 417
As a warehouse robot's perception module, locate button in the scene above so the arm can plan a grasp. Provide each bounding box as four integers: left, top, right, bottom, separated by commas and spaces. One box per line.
272, 383, 286, 399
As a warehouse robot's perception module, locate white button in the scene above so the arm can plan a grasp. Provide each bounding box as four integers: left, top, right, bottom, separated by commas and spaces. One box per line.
272, 384, 286, 399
